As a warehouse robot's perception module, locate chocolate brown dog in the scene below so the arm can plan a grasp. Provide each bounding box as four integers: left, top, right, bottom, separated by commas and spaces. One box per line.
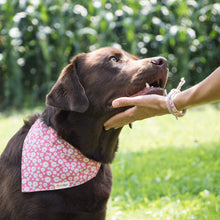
0, 47, 168, 219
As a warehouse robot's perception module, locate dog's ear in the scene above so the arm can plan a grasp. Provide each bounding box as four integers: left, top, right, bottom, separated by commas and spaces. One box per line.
46, 56, 89, 113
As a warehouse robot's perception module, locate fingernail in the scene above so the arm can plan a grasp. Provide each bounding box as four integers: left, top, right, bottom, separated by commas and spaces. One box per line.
112, 100, 119, 107
104, 126, 109, 131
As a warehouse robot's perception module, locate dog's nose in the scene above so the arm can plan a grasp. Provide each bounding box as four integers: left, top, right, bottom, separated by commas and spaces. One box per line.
151, 57, 167, 67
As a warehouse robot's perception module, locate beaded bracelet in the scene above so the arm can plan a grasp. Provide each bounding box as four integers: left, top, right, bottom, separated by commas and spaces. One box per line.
166, 78, 187, 119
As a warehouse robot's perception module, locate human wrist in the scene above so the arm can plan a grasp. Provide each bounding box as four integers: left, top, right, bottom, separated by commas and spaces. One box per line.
167, 89, 186, 119
172, 94, 182, 111
172, 92, 188, 111
166, 78, 187, 119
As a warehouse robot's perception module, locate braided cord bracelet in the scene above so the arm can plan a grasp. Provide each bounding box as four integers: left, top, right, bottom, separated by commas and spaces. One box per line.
167, 78, 187, 119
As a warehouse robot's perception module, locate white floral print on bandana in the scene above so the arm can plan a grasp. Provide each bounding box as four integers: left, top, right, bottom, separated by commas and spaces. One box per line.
21, 119, 101, 192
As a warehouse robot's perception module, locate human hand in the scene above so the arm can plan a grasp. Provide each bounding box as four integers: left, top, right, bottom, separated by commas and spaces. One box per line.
104, 94, 169, 130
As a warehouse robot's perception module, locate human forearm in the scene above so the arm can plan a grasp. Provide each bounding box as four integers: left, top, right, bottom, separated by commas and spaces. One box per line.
173, 67, 220, 111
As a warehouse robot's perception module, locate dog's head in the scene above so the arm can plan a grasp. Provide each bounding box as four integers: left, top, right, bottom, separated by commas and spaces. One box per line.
46, 47, 168, 117
45, 47, 168, 163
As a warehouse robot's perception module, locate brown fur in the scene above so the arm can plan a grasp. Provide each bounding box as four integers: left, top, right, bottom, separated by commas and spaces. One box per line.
0, 47, 167, 219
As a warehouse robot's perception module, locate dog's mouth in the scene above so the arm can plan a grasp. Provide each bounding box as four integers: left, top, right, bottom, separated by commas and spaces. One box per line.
130, 75, 167, 98
106, 68, 168, 111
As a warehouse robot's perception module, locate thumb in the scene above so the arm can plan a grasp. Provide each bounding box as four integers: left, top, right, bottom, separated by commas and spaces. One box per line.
112, 96, 144, 108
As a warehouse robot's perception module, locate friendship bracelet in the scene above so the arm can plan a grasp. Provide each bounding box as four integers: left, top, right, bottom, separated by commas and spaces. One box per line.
166, 78, 187, 119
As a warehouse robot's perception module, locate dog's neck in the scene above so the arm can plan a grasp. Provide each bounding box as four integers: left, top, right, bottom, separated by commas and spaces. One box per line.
41, 106, 122, 164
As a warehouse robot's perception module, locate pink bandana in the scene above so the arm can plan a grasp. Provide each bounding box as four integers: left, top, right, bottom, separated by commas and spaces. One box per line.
21, 119, 101, 192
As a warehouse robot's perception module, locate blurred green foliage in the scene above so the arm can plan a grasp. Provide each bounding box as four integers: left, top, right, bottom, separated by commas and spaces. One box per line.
0, 0, 220, 109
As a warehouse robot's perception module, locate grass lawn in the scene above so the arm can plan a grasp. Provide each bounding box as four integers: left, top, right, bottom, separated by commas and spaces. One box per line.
0, 105, 220, 219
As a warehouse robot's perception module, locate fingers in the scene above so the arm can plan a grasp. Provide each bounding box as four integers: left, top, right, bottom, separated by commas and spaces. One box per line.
104, 107, 136, 130
105, 95, 167, 130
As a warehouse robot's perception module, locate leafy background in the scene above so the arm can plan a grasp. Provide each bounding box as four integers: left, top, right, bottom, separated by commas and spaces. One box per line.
1, 1, 220, 219
0, 0, 220, 109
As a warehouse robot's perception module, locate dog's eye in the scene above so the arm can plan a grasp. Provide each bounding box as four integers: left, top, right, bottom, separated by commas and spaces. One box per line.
109, 56, 118, 63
